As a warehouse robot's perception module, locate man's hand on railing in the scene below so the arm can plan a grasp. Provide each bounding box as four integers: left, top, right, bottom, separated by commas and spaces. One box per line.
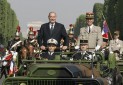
40, 45, 46, 50
62, 46, 68, 50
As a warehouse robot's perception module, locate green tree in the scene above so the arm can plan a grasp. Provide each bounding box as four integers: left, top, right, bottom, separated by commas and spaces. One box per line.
0, 0, 19, 45
103, 0, 118, 39
93, 3, 104, 27
74, 14, 86, 37
115, 0, 123, 39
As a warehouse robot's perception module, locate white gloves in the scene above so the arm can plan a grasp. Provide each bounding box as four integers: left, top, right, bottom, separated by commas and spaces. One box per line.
75, 46, 79, 49
95, 45, 100, 51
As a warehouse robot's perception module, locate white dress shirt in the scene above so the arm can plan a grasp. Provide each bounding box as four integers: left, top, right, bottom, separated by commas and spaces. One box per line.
87, 24, 94, 33
49, 23, 55, 29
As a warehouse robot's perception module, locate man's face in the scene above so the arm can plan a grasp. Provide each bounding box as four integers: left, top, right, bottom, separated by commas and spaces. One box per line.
48, 12, 56, 24
114, 35, 119, 39
29, 34, 34, 39
86, 18, 94, 26
15, 36, 20, 40
80, 44, 88, 51
69, 34, 74, 38
48, 44, 56, 52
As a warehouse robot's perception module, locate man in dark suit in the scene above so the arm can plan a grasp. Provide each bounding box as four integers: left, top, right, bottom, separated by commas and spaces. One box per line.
40, 38, 58, 60
37, 12, 69, 51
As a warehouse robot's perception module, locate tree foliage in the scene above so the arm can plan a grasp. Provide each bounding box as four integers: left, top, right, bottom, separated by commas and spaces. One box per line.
115, 0, 123, 39
74, 14, 86, 37
93, 3, 104, 27
103, 0, 123, 39
0, 0, 19, 45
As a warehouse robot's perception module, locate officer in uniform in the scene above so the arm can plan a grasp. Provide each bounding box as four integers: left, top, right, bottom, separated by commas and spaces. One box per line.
40, 38, 58, 60
73, 39, 92, 60
68, 24, 77, 52
76, 12, 102, 51
109, 31, 123, 60
7, 28, 22, 52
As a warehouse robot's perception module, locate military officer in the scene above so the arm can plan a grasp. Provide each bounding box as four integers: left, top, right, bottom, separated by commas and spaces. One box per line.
76, 12, 102, 51
40, 38, 58, 60
109, 31, 123, 60
73, 39, 92, 60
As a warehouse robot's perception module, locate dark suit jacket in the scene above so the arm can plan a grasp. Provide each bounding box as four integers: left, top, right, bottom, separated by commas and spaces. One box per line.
37, 22, 69, 47
41, 52, 56, 60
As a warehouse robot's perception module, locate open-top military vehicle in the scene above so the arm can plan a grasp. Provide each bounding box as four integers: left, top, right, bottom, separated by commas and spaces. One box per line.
2, 51, 123, 85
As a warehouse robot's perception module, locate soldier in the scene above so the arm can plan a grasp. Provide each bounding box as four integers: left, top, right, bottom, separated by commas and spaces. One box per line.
109, 31, 123, 60
7, 26, 22, 52
24, 27, 38, 47
40, 38, 58, 60
73, 39, 92, 60
68, 26, 77, 52
76, 12, 102, 51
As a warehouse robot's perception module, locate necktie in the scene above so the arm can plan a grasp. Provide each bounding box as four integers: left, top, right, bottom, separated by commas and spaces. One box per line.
81, 52, 84, 59
49, 52, 52, 56
50, 24, 54, 34
88, 26, 90, 33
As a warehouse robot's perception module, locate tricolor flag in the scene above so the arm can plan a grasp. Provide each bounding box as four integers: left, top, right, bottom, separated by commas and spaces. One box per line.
102, 20, 109, 39
9, 61, 14, 75
9, 61, 18, 76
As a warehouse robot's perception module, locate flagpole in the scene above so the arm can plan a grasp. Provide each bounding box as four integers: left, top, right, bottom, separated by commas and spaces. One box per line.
102, 13, 113, 40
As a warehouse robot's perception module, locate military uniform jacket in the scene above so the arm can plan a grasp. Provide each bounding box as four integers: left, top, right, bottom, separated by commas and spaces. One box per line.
77, 25, 102, 50
7, 39, 22, 52
73, 51, 92, 60
41, 52, 56, 60
109, 39, 123, 54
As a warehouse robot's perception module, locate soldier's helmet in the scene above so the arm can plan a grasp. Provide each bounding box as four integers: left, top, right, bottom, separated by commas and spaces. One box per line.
86, 12, 94, 19
15, 32, 20, 37
47, 38, 58, 46
28, 27, 34, 35
28, 31, 34, 35
68, 29, 74, 35
68, 24, 74, 35
15, 26, 21, 37
80, 39, 88, 45
69, 24, 74, 28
